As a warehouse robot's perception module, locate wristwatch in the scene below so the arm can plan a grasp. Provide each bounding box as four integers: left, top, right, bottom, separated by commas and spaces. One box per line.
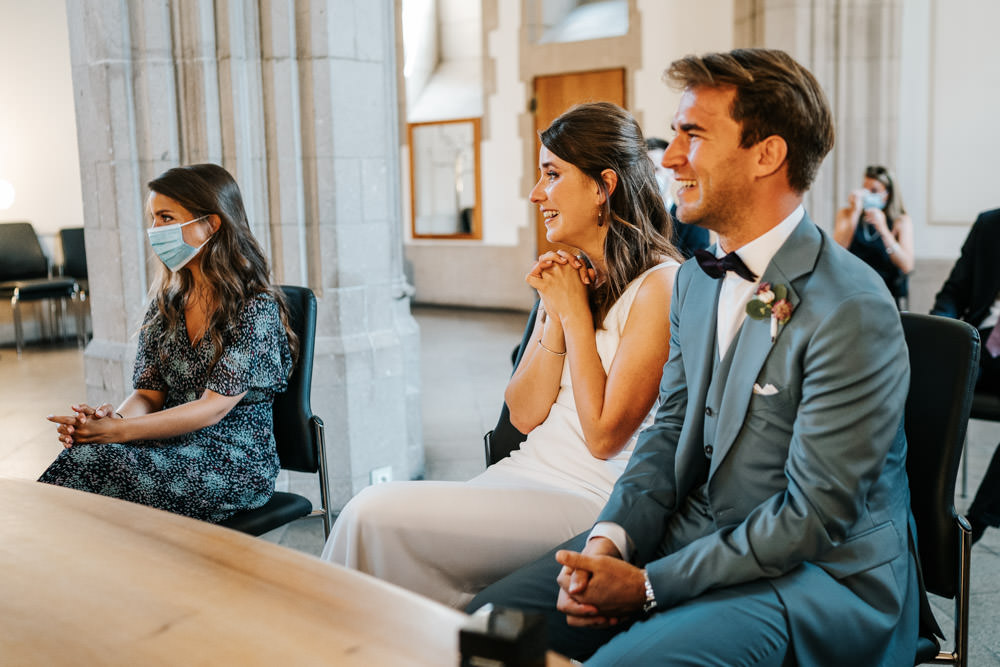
642, 570, 657, 613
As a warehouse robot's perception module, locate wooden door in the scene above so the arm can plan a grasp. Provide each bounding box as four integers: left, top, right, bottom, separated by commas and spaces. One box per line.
532, 68, 625, 255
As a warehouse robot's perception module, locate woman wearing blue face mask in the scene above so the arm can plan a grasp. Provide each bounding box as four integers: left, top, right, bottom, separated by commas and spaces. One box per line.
38, 163, 297, 522
834, 164, 915, 309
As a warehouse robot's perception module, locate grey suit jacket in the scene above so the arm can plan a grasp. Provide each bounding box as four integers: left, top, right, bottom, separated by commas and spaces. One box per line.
598, 216, 918, 665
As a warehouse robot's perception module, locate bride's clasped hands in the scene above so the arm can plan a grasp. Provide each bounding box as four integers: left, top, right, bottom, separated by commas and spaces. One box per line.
527, 249, 596, 324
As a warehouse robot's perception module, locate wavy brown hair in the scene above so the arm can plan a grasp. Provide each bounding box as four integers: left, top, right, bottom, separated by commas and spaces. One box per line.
145, 163, 298, 371
540, 102, 681, 327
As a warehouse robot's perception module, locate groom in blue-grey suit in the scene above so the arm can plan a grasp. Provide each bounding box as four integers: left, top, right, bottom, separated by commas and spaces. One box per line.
469, 49, 923, 665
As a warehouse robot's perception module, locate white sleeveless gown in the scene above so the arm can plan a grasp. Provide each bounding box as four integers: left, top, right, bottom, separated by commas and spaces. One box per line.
320, 260, 677, 609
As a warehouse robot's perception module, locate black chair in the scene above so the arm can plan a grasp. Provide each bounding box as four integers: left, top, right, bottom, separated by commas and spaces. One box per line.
59, 227, 90, 343
483, 300, 539, 467
59, 227, 88, 294
901, 313, 979, 667
0, 222, 84, 357
218, 285, 333, 538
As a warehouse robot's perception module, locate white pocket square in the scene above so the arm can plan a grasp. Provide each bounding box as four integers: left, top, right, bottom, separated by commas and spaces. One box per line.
753, 383, 779, 396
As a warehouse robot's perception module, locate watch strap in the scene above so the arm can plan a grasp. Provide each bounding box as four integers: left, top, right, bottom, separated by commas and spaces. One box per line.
642, 569, 657, 613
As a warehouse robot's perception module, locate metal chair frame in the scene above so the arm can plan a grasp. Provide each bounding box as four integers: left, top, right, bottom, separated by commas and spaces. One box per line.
217, 285, 333, 539
902, 313, 978, 667
1, 222, 84, 357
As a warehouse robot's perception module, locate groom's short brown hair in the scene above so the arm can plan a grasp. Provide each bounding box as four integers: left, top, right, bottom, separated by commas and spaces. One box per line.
665, 48, 835, 194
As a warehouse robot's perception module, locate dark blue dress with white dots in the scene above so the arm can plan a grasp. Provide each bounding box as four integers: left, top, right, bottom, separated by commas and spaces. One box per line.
38, 293, 292, 522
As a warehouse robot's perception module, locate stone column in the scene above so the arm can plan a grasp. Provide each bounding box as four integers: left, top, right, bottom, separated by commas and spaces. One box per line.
65, 0, 421, 510
734, 0, 903, 228
65, 0, 154, 403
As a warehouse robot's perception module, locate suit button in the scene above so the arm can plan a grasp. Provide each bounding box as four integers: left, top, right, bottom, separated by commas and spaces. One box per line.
705, 444, 714, 457
705, 407, 714, 417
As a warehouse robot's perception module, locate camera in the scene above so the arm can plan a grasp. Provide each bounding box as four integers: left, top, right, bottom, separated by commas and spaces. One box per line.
460, 604, 547, 667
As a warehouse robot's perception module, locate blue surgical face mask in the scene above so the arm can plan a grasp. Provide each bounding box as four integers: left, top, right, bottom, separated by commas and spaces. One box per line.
146, 216, 211, 272
861, 191, 886, 210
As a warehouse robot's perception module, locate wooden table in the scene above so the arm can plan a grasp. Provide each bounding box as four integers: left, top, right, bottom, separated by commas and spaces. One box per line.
0, 478, 573, 665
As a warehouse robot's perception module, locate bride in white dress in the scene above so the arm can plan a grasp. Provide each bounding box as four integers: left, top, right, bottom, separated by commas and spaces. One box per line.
321, 102, 682, 609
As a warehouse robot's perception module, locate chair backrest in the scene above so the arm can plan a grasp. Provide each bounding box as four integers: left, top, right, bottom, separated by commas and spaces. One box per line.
272, 285, 319, 473
900, 312, 979, 598
59, 227, 88, 280
0, 222, 48, 281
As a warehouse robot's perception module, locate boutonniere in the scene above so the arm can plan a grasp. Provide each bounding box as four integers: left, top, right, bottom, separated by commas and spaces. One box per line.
746, 282, 794, 342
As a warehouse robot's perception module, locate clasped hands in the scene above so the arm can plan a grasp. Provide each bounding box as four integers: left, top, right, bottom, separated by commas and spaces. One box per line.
555, 536, 647, 628
48, 403, 120, 447
526, 250, 597, 321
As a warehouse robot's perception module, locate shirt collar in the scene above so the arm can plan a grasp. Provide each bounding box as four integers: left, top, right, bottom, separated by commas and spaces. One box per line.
717, 205, 805, 281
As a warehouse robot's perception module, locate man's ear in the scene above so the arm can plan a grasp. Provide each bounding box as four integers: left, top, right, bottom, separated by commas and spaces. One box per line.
597, 168, 619, 203
755, 135, 788, 179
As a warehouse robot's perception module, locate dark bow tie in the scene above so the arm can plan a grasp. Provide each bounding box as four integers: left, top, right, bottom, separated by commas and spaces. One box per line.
694, 249, 758, 282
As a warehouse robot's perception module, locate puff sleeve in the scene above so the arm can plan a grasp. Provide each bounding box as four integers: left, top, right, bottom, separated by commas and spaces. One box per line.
205, 294, 293, 399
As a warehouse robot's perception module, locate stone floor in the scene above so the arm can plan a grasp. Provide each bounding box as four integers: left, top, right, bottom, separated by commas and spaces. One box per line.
2, 305, 998, 663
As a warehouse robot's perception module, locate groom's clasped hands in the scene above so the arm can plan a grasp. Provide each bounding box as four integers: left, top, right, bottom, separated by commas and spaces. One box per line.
555, 536, 646, 628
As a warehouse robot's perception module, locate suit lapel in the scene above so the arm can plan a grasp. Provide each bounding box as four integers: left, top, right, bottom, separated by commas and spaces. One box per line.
709, 216, 824, 480
683, 254, 724, 416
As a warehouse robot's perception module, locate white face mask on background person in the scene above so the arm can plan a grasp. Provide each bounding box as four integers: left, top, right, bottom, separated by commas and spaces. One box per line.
861, 191, 887, 210
146, 216, 211, 272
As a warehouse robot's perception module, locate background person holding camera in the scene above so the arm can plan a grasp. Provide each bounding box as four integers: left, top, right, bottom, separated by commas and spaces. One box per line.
834, 164, 914, 309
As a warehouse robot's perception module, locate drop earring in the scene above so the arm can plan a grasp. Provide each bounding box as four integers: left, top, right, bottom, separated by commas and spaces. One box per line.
597, 209, 604, 227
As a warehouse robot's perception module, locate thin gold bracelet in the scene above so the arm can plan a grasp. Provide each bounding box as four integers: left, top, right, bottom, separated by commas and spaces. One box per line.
538, 339, 566, 356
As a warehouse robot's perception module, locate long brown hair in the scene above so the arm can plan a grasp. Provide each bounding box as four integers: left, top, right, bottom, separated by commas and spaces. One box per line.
145, 163, 298, 369
540, 102, 680, 327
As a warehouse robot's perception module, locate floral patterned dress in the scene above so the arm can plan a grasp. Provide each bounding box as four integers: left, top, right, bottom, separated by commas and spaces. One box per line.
38, 293, 293, 522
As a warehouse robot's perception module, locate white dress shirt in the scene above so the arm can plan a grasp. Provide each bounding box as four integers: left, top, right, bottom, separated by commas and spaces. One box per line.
715, 206, 805, 357
590, 205, 806, 562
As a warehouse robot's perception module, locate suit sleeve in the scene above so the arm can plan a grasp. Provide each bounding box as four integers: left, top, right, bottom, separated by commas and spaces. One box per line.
642, 291, 910, 609
931, 213, 983, 318
595, 268, 690, 560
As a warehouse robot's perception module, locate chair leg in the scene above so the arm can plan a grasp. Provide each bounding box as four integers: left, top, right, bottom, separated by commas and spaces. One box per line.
52, 298, 69, 343
12, 292, 23, 358
927, 518, 971, 666
314, 416, 333, 539
55, 298, 66, 342
950, 517, 971, 667
40, 300, 51, 342
72, 287, 86, 349
39, 299, 55, 343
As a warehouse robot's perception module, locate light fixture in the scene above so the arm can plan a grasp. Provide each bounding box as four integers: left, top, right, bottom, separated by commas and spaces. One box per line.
0, 179, 14, 210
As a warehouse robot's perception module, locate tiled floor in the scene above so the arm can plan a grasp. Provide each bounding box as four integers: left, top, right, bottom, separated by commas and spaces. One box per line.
2, 306, 999, 663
